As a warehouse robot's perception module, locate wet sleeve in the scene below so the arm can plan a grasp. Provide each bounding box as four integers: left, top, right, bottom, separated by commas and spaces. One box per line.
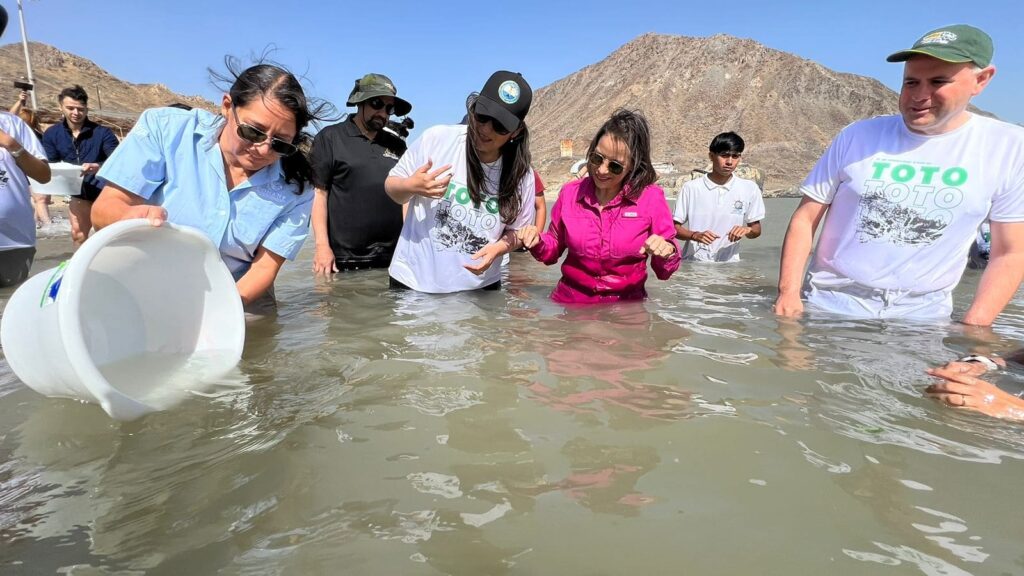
530, 184, 569, 265
259, 188, 314, 261
648, 186, 681, 280
96, 109, 167, 200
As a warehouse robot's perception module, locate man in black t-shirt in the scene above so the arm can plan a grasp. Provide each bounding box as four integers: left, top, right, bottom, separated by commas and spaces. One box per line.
310, 74, 412, 273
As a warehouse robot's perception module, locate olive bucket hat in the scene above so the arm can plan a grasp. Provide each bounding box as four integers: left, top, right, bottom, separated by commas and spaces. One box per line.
346, 73, 412, 116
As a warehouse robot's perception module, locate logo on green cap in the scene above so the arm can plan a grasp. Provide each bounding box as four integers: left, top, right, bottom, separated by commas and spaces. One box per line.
919, 31, 958, 45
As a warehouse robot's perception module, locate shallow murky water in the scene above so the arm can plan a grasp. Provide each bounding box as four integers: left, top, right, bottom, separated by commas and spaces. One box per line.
2, 198, 1023, 575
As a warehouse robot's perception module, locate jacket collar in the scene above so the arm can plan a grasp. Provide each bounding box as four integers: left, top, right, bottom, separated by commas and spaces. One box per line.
578, 177, 637, 209
61, 117, 98, 137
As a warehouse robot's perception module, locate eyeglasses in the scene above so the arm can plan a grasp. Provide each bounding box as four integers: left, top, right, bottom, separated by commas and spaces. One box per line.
588, 151, 625, 175
231, 107, 298, 157
366, 97, 395, 115
716, 152, 742, 159
472, 112, 511, 136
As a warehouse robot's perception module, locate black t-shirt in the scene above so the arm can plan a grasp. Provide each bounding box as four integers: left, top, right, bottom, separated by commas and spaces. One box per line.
309, 117, 404, 267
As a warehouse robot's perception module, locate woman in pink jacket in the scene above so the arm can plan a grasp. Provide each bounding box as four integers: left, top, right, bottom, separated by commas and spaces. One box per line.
517, 110, 680, 304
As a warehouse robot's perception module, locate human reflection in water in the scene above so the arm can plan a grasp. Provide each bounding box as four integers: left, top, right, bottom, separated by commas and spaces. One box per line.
525, 303, 694, 425
525, 437, 660, 516
773, 316, 819, 372
769, 317, 1024, 452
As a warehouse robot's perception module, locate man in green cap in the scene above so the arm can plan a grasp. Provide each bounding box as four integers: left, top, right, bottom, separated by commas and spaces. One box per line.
774, 24, 1024, 326
310, 73, 412, 274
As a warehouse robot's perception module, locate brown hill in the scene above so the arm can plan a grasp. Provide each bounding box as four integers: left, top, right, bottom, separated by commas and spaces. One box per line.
0, 42, 215, 136
529, 33, 901, 195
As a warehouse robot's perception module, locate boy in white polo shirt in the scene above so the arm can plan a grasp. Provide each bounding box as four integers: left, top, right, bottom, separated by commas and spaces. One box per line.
673, 132, 765, 262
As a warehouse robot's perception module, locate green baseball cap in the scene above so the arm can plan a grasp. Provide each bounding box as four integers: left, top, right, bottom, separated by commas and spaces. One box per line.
886, 24, 993, 68
346, 73, 412, 116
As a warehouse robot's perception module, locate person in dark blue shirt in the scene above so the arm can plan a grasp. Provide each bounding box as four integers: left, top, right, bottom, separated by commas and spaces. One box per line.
41, 85, 119, 246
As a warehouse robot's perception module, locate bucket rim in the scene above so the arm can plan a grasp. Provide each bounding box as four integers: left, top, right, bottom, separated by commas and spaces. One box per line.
55, 219, 243, 419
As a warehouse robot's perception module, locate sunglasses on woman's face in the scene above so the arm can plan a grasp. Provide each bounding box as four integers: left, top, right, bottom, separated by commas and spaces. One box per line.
472, 112, 511, 136
588, 151, 625, 175
366, 97, 395, 115
232, 107, 298, 157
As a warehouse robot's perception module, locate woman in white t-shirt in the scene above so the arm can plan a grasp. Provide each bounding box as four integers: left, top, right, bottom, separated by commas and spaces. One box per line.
384, 71, 536, 293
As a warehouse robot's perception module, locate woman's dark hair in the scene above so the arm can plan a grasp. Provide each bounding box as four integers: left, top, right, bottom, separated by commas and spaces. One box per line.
211, 57, 336, 194
709, 131, 745, 154
465, 93, 532, 224
585, 109, 657, 202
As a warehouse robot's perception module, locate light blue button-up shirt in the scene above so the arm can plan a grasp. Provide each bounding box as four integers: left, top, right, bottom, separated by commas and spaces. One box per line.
98, 107, 312, 278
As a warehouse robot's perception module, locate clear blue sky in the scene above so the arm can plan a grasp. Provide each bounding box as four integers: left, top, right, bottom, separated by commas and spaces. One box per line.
8, 0, 1023, 135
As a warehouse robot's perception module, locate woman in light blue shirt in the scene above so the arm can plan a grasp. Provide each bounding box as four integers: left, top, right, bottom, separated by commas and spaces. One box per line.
94, 61, 331, 308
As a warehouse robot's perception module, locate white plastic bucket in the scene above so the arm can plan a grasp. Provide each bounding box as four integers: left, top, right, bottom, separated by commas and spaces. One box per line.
0, 219, 245, 420
30, 161, 84, 196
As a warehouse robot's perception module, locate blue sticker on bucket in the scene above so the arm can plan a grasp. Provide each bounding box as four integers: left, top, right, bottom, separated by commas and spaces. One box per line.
40, 261, 68, 308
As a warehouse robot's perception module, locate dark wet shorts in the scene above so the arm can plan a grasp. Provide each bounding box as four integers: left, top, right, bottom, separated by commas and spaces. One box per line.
0, 247, 36, 288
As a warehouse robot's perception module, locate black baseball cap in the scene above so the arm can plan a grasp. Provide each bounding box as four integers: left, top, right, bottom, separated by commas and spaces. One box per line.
473, 71, 532, 132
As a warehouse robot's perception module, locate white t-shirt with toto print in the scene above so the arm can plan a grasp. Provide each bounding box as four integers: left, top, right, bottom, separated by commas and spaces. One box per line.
800, 113, 1024, 314
388, 124, 535, 293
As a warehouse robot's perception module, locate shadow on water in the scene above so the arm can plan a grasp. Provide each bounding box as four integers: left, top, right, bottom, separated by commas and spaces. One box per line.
2, 199, 1024, 574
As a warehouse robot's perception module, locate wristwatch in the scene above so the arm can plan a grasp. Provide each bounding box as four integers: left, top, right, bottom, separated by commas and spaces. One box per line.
10, 146, 24, 159
958, 354, 1001, 371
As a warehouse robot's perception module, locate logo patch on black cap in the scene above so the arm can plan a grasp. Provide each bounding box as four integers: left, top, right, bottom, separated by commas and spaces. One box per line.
498, 81, 520, 104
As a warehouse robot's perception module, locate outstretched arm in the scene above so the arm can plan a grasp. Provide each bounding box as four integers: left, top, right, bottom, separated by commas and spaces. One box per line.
92, 183, 166, 229
236, 247, 286, 305
773, 197, 828, 317
385, 160, 452, 205
310, 187, 337, 275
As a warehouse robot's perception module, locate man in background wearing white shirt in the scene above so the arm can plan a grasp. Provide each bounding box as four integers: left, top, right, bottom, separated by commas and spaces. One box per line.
674, 132, 765, 262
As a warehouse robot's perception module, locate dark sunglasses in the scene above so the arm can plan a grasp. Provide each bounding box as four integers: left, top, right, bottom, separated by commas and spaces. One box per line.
472, 112, 511, 136
231, 107, 298, 157
588, 151, 625, 175
366, 97, 395, 115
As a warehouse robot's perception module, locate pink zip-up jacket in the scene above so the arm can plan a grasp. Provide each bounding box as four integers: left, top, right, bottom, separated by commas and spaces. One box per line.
529, 178, 681, 304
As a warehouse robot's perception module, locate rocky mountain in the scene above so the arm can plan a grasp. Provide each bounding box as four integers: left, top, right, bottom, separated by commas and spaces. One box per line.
529, 33, 902, 195
0, 42, 214, 135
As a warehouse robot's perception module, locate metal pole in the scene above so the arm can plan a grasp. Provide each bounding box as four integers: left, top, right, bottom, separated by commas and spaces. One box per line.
16, 0, 37, 110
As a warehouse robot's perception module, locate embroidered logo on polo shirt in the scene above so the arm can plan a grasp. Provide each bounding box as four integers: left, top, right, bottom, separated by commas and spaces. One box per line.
383, 149, 399, 160
255, 182, 290, 204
